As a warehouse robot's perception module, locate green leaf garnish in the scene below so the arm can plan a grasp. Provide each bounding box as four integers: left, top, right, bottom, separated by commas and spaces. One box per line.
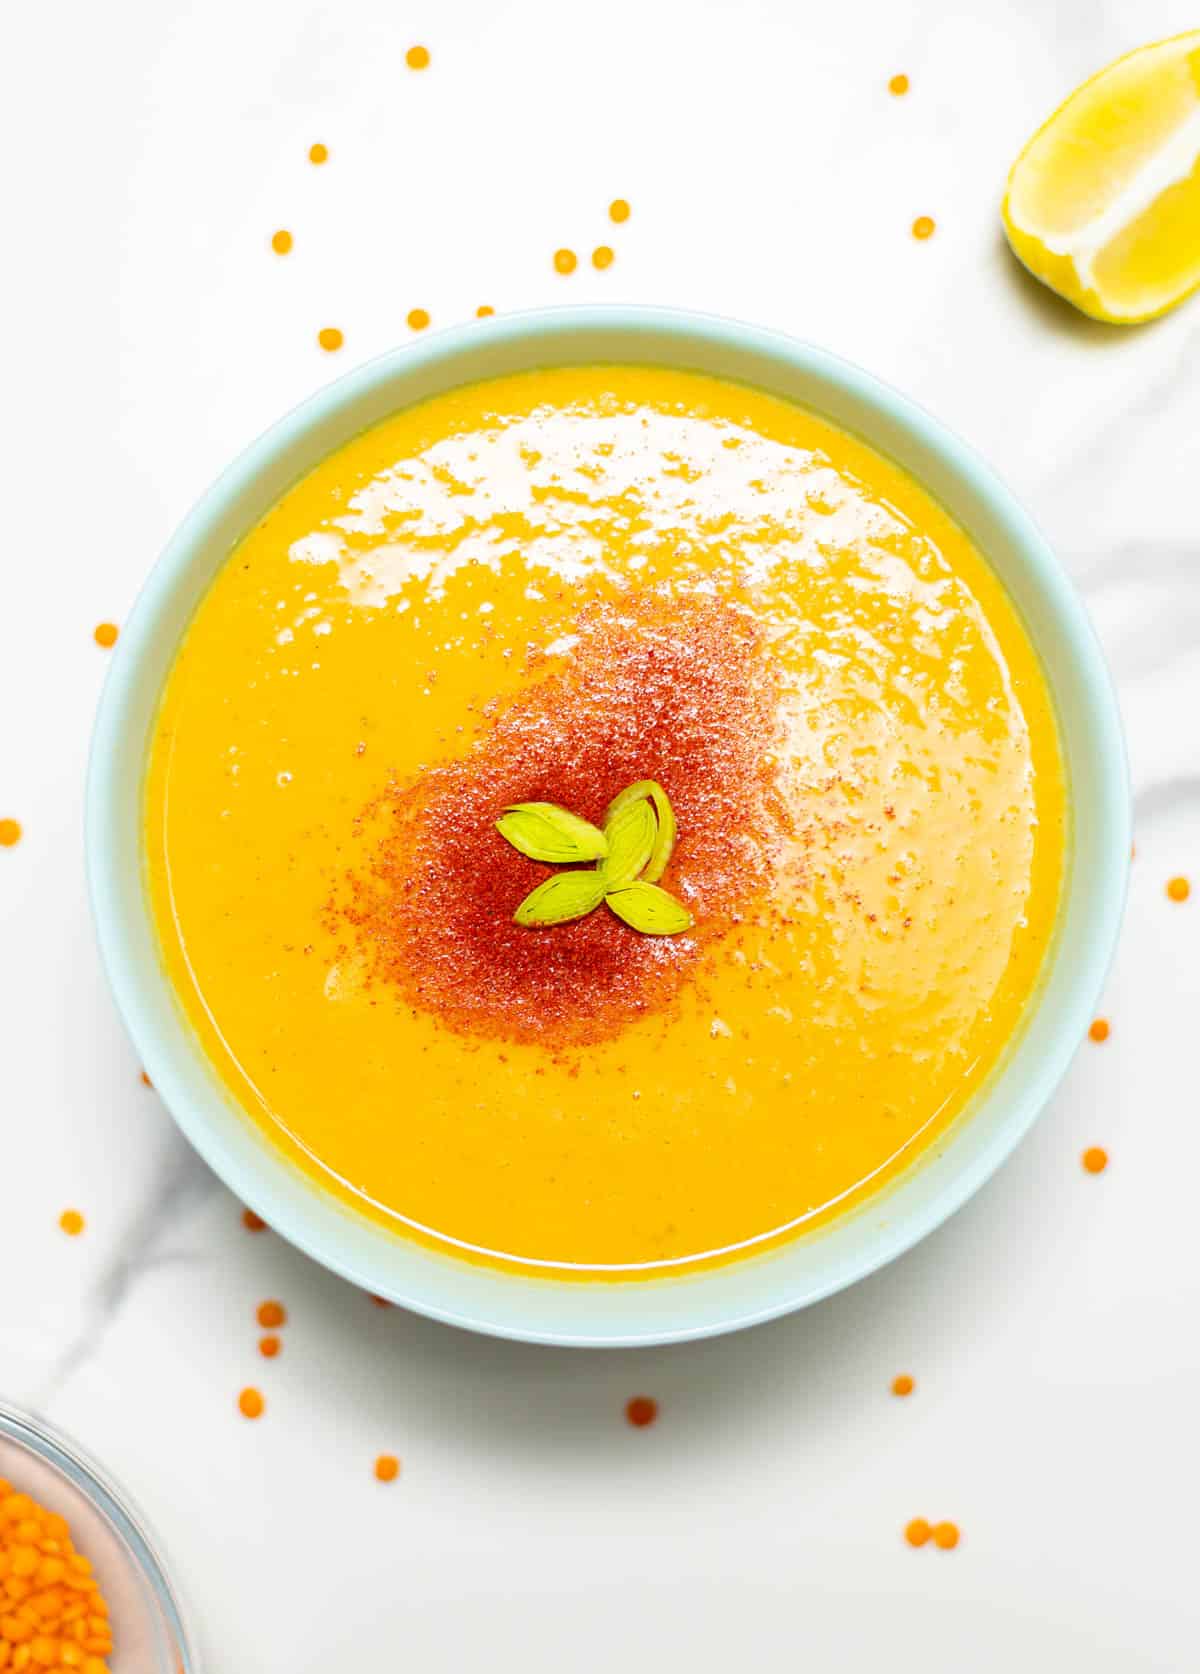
500, 779, 690, 936
599, 796, 657, 888
603, 779, 677, 883
513, 870, 609, 927
605, 881, 694, 935
496, 802, 608, 864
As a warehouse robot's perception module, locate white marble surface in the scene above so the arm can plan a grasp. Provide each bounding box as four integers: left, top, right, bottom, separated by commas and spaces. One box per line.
3, 1, 1199, 1667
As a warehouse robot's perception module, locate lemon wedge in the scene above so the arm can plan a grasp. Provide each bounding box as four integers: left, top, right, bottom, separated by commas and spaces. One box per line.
1003, 31, 1200, 323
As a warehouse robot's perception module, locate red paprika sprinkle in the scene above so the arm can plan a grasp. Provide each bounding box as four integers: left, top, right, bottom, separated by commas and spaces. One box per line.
333, 594, 786, 1049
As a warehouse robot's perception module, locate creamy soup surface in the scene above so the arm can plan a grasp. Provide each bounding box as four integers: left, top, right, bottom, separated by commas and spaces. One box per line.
146, 367, 1065, 1276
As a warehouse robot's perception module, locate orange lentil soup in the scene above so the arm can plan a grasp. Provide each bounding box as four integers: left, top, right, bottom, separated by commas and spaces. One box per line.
145, 367, 1065, 1277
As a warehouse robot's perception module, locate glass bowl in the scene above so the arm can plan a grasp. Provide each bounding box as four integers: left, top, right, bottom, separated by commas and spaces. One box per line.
0, 1400, 201, 1672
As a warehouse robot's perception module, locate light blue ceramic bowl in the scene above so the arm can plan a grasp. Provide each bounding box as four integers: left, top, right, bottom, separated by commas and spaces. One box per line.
86, 306, 1129, 1347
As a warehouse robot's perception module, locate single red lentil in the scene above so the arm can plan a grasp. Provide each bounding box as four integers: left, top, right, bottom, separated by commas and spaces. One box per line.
1167, 875, 1190, 902
242, 1208, 267, 1232
891, 1374, 914, 1397
238, 1388, 264, 1419
256, 1300, 287, 1329
258, 1335, 281, 1359
375, 1454, 401, 1482
625, 1396, 658, 1428
1082, 1146, 1108, 1174
1089, 1018, 1110, 1043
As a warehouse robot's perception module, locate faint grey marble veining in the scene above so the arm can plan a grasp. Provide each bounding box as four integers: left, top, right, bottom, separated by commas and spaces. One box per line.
1107, 602, 1200, 683
30, 1132, 217, 1412
1071, 539, 1200, 594
1133, 774, 1200, 824
1065, 534, 1200, 682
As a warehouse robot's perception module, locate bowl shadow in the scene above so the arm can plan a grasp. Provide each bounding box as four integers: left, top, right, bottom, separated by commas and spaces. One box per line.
259, 1100, 1060, 1470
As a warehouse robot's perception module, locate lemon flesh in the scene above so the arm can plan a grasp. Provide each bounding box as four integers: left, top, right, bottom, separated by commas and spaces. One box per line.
1003, 31, 1200, 323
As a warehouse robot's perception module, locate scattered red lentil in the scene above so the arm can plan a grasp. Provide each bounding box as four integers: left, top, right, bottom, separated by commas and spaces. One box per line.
592, 245, 614, 270
475, 305, 495, 318
891, 1374, 915, 1397
609, 198, 631, 224
271, 229, 293, 255
625, 1396, 658, 1428
1082, 1146, 1109, 1174
258, 1335, 281, 1359
238, 1387, 264, 1419
58, 1210, 85, 1237
0, 1479, 115, 1667
242, 1208, 267, 1232
1167, 875, 1191, 903
140, 1070, 152, 1087
309, 142, 328, 164
1088, 1018, 1110, 1043
407, 307, 430, 331
334, 595, 783, 1048
912, 216, 936, 240
318, 327, 344, 352
889, 73, 910, 95
905, 1518, 931, 1547
553, 248, 577, 275
93, 623, 119, 649
406, 44, 430, 69
374, 1454, 401, 1482
0, 819, 20, 848
256, 1300, 286, 1329
368, 1294, 391, 1308
932, 1521, 960, 1550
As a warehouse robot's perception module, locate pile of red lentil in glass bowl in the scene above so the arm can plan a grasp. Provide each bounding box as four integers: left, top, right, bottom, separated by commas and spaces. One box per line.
0, 1402, 199, 1673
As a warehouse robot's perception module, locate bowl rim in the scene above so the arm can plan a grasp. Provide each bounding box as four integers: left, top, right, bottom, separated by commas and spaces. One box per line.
86, 303, 1130, 1347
